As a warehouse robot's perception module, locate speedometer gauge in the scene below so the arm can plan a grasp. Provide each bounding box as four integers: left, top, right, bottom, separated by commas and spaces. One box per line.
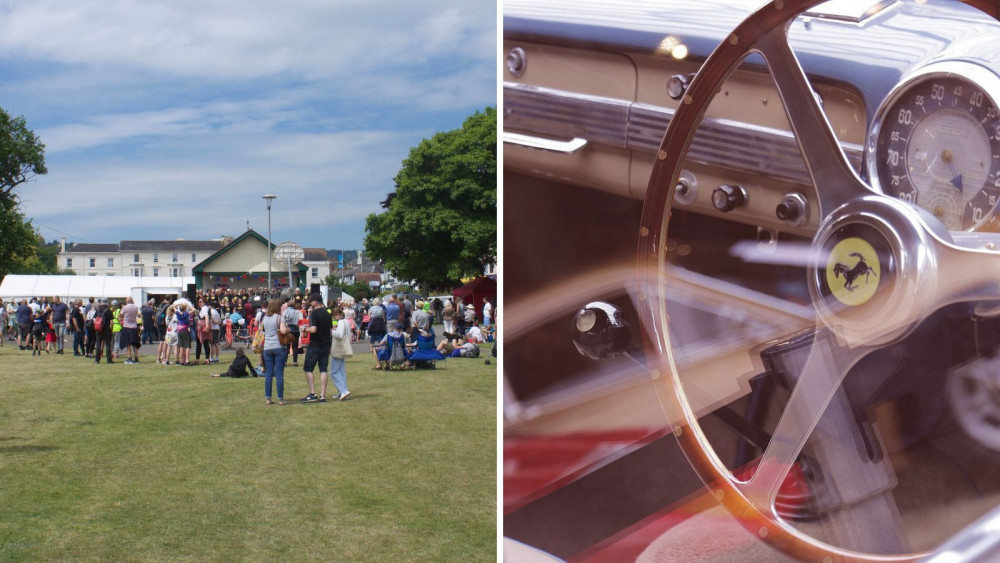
869, 63, 1000, 231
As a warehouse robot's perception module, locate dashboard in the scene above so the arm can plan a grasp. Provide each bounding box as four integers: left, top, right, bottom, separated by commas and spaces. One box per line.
505, 0, 1000, 235
504, 0, 1000, 560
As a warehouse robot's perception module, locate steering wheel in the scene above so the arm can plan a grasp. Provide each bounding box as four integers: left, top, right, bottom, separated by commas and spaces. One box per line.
639, 0, 1000, 560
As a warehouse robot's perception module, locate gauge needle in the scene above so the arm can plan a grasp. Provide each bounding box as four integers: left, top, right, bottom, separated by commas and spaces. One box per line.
943, 149, 963, 192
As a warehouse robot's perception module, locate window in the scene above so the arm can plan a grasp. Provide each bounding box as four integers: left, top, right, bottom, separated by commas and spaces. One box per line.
153, 268, 159, 277
153, 253, 159, 263
133, 253, 139, 263
107, 258, 114, 268
89, 258, 95, 268
172, 253, 178, 262
66, 258, 72, 268
191, 253, 196, 263
132, 268, 140, 277
171, 267, 180, 277
312, 268, 318, 278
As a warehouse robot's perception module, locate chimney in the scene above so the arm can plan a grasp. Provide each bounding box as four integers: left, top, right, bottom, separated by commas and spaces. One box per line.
61, 237, 66, 253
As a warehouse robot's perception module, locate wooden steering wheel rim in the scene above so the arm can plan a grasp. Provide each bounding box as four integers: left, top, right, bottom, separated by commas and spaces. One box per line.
638, 0, 1000, 560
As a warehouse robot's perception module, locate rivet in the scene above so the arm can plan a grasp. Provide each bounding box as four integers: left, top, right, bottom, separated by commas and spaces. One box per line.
714, 488, 724, 500
650, 368, 661, 380
640, 226, 650, 237
987, 242, 997, 250
673, 426, 683, 437
775, 0, 784, 9
657, 149, 668, 160
683, 95, 693, 105
729, 34, 739, 45
759, 526, 768, 538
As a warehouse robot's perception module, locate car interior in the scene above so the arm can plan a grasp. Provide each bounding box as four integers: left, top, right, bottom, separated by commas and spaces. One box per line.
503, 0, 1000, 560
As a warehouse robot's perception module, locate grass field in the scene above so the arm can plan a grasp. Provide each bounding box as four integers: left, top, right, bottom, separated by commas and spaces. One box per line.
0, 342, 497, 561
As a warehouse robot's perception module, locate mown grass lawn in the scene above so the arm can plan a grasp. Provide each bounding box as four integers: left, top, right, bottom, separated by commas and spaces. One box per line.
0, 343, 496, 561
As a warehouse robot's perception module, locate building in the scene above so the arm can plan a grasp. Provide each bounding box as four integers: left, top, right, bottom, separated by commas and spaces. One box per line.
192, 230, 306, 291
57, 232, 362, 293
337, 255, 386, 286
59, 239, 226, 277
302, 248, 333, 286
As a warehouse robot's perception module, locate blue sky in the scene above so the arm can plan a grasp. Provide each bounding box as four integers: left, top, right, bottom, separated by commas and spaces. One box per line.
0, 0, 497, 250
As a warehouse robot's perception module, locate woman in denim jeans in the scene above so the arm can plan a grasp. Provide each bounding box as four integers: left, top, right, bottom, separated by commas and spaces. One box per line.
261, 298, 291, 405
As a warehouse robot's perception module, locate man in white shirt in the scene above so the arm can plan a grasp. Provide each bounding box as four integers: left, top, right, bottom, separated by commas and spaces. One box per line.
482, 298, 493, 327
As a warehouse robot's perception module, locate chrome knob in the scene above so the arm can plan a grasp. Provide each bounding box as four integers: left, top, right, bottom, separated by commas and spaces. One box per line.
572, 302, 632, 360
712, 184, 748, 212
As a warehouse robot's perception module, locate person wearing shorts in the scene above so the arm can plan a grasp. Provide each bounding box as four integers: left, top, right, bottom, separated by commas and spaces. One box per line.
118, 297, 141, 364
176, 304, 192, 365
209, 300, 221, 364
300, 293, 333, 403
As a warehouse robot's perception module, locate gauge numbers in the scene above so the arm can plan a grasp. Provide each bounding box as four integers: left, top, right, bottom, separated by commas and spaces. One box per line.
875, 76, 1000, 231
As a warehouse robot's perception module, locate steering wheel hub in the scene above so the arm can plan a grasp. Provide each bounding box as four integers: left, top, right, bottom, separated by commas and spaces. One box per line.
810, 196, 938, 348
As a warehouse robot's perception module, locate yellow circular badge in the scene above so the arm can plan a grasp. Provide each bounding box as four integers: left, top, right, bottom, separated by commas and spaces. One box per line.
825, 237, 880, 306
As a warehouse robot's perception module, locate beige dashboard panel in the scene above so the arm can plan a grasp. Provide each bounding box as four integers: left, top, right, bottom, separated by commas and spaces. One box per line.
503, 41, 637, 197
503, 40, 637, 99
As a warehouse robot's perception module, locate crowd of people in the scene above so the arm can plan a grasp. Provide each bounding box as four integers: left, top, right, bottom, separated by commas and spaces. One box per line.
0, 289, 498, 405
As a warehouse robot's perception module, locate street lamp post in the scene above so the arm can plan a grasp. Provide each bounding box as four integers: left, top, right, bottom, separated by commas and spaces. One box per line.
262, 194, 276, 294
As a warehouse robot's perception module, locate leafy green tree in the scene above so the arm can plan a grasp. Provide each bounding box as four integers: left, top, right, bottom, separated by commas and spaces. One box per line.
0, 200, 39, 278
0, 108, 47, 207
364, 107, 496, 292
0, 109, 48, 279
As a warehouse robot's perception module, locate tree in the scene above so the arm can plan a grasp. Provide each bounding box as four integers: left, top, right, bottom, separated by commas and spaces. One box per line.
0, 108, 47, 279
364, 107, 496, 291
0, 108, 47, 207
0, 200, 39, 278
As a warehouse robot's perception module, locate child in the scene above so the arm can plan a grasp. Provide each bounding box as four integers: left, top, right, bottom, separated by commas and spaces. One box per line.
31, 309, 45, 356
158, 305, 177, 365
44, 317, 56, 353
210, 348, 257, 378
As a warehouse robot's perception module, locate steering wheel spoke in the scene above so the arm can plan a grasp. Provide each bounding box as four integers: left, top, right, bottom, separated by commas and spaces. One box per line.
755, 27, 871, 217
742, 330, 871, 509
935, 238, 1000, 307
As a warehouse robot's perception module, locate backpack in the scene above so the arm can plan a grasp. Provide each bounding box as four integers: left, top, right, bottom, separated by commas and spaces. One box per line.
85, 308, 96, 329
94, 314, 104, 332
389, 339, 407, 366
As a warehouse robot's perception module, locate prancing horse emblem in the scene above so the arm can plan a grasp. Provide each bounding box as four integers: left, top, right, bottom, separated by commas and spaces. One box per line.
832, 252, 877, 291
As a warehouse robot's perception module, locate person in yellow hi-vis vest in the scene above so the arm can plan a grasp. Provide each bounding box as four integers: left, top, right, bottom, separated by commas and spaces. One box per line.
111, 300, 122, 359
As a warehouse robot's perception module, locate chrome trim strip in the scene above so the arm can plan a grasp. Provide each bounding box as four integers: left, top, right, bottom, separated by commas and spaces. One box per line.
504, 82, 863, 186
503, 131, 587, 153
504, 84, 630, 148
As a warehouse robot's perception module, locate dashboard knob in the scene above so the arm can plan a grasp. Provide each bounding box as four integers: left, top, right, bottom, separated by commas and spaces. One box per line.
572, 302, 632, 361
712, 184, 748, 212
776, 192, 809, 226
667, 73, 695, 101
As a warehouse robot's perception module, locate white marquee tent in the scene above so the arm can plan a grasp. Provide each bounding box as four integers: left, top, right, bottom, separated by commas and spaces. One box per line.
0, 275, 194, 303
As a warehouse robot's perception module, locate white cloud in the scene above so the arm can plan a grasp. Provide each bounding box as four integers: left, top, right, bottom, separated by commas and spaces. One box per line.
2, 0, 497, 249
0, 0, 496, 79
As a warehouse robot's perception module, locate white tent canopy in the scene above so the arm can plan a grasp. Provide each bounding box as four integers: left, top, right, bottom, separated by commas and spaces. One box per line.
0, 275, 194, 303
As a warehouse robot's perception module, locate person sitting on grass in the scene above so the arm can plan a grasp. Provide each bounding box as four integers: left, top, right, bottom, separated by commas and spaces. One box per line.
436, 335, 480, 358
210, 348, 257, 378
